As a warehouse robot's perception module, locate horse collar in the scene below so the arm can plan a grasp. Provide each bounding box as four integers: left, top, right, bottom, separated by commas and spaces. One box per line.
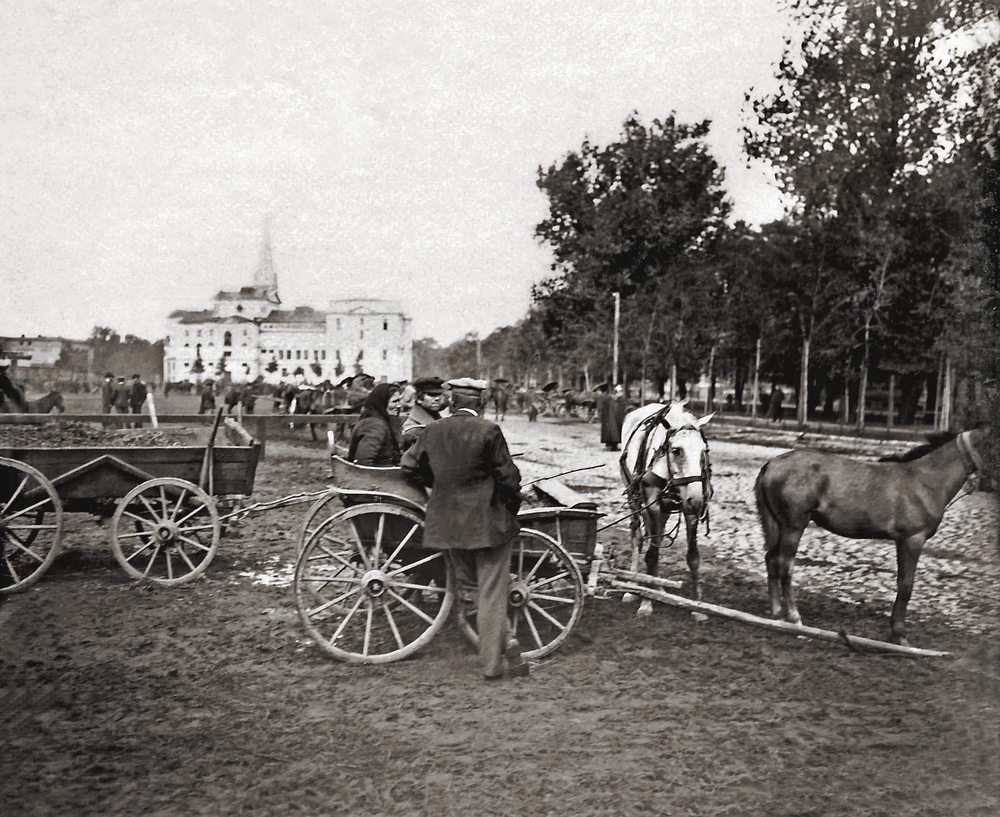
956, 431, 986, 474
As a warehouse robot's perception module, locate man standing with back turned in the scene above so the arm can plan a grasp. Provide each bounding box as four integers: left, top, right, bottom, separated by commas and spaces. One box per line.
401, 378, 525, 681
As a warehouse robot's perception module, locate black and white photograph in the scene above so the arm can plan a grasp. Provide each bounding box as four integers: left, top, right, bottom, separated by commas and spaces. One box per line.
2, 1, 998, 814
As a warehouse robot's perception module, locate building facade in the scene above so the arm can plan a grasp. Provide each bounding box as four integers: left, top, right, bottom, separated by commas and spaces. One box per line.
162, 229, 412, 385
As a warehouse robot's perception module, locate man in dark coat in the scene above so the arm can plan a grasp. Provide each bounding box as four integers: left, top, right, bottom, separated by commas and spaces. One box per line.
599, 384, 626, 450
129, 374, 147, 416
112, 377, 131, 414
400, 376, 447, 451
401, 378, 524, 680
101, 373, 115, 414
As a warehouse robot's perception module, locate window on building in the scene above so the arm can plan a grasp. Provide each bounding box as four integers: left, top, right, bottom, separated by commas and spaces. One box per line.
336, 318, 341, 330
321, 351, 326, 360
224, 331, 232, 346
296, 350, 301, 360
360, 330, 364, 340
382, 349, 387, 360
383, 320, 388, 331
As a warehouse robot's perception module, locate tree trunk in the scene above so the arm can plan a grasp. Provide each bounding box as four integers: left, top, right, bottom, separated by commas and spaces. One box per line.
798, 334, 810, 427
856, 318, 871, 433
751, 338, 761, 421
706, 344, 716, 413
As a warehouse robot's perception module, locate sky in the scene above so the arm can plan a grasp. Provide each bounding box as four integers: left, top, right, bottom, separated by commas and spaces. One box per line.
1, 0, 791, 347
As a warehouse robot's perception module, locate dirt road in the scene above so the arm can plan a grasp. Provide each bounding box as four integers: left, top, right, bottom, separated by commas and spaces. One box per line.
1, 414, 998, 816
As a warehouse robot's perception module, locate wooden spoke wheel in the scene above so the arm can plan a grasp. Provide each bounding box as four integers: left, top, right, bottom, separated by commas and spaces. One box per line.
295, 490, 342, 558
293, 504, 452, 663
110, 478, 220, 586
0, 457, 64, 593
457, 528, 585, 660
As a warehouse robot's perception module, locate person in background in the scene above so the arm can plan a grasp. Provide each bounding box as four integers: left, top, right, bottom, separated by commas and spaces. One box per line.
400, 376, 447, 451
599, 384, 627, 451
101, 373, 115, 415
400, 378, 525, 681
129, 374, 147, 424
347, 382, 401, 466
199, 381, 216, 415
113, 377, 131, 415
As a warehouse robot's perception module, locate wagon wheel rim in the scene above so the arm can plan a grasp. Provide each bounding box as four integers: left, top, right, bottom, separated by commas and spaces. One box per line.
294, 490, 343, 558
110, 478, 220, 586
456, 528, 585, 660
0, 457, 64, 593
293, 504, 453, 664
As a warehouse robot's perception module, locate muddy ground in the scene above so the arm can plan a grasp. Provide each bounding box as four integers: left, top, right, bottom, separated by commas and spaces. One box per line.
2, 413, 998, 816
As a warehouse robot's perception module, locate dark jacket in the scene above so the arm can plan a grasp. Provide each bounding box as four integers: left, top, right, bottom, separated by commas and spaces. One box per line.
129, 380, 147, 409
401, 410, 521, 551
348, 416, 401, 466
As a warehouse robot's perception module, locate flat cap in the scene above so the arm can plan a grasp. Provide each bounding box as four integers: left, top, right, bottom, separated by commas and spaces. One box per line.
447, 377, 488, 392
413, 376, 446, 393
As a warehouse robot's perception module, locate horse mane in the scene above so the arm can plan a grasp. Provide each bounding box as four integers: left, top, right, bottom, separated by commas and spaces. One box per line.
878, 432, 957, 463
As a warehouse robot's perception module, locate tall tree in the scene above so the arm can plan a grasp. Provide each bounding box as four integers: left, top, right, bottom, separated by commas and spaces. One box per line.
534, 113, 730, 386
743, 0, 997, 424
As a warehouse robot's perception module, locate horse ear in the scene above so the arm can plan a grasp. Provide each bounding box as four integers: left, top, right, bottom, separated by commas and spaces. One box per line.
695, 413, 715, 429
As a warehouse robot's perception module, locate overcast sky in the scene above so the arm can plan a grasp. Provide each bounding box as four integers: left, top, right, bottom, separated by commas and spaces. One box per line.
1, 0, 790, 347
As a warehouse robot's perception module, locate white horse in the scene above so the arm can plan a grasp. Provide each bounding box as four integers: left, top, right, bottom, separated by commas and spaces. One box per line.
619, 401, 714, 614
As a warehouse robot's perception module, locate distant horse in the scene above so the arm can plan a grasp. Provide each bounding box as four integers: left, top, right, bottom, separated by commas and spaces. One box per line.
619, 401, 714, 614
289, 387, 322, 441
224, 388, 256, 415
27, 392, 64, 414
487, 385, 509, 422
754, 427, 992, 645
563, 389, 599, 422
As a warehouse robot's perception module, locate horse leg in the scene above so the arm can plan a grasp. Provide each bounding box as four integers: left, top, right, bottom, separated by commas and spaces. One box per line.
684, 512, 700, 601
764, 528, 804, 624
891, 533, 926, 645
635, 488, 663, 616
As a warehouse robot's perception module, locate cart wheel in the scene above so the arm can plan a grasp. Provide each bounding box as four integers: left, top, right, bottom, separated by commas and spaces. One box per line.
110, 478, 221, 586
294, 504, 453, 663
0, 457, 64, 593
294, 490, 342, 558
457, 528, 585, 660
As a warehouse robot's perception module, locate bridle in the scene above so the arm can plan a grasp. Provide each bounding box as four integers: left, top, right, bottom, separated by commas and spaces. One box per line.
620, 406, 713, 529
956, 430, 987, 475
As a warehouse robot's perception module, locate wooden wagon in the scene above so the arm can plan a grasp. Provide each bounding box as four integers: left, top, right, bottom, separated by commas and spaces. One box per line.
291, 454, 604, 664
1, 414, 261, 591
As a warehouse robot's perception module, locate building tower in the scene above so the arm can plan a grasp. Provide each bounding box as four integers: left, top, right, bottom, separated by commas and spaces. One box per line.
253, 215, 281, 304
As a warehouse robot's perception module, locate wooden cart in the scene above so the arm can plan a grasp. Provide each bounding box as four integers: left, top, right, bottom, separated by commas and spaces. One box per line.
292, 455, 603, 664
1, 416, 261, 591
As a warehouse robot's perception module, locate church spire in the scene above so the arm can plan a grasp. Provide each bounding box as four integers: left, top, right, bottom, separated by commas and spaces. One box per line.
253, 215, 280, 303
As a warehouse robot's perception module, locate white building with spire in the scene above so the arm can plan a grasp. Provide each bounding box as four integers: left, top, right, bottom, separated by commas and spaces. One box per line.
162, 224, 412, 386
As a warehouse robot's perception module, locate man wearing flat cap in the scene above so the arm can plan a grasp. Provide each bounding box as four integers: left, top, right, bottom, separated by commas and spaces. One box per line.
400, 375, 448, 451
401, 378, 524, 680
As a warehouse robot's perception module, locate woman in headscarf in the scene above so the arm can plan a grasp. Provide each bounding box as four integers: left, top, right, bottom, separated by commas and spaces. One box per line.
347, 382, 401, 466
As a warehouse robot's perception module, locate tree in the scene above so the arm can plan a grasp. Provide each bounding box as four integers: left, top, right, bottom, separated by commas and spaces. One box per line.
743, 0, 997, 424
534, 113, 730, 387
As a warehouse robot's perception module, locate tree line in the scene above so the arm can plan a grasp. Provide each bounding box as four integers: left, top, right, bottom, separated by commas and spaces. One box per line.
424, 0, 998, 431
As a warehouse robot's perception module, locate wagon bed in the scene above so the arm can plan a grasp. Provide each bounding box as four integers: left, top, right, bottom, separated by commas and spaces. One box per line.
1, 415, 261, 592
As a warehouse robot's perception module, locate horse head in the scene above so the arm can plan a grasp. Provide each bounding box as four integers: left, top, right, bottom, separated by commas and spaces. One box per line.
656, 402, 714, 517
622, 400, 714, 518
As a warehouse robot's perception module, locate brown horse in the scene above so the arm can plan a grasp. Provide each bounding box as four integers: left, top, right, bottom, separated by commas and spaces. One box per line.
754, 427, 991, 644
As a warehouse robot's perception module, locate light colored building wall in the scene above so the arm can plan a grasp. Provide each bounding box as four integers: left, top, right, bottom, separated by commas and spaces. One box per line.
163, 298, 412, 385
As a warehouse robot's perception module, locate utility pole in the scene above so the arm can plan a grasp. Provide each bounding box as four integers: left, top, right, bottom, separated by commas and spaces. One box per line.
612, 291, 620, 388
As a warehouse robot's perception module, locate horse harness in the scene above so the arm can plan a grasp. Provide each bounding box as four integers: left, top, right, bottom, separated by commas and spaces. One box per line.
956, 430, 987, 475
619, 404, 713, 542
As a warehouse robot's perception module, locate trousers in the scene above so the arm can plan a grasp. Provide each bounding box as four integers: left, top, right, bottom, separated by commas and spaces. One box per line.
448, 538, 514, 677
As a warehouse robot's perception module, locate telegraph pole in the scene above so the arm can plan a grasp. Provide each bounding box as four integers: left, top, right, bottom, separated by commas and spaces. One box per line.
612, 291, 620, 388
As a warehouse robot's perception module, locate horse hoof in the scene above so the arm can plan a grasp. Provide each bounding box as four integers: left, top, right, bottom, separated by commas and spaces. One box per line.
636, 600, 653, 616
621, 593, 637, 604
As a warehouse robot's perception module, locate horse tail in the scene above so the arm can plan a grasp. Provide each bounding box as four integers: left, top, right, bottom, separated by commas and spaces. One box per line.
754, 462, 780, 554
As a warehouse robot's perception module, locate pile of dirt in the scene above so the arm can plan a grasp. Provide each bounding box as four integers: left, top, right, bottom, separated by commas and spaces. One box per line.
0, 421, 188, 448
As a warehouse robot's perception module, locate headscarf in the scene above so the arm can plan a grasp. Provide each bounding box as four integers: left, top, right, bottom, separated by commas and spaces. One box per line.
348, 383, 400, 461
